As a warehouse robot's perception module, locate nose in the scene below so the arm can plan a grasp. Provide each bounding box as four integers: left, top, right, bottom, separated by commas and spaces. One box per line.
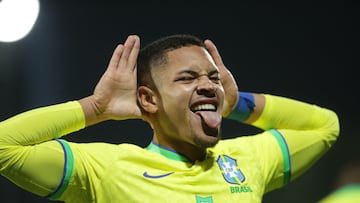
196, 76, 217, 96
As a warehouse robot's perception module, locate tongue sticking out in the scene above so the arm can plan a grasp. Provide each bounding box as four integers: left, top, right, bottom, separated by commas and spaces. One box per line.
196, 111, 222, 128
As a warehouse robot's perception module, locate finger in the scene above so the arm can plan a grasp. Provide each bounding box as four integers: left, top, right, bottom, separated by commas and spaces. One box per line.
107, 44, 124, 72
204, 39, 224, 67
127, 35, 140, 72
120, 35, 139, 69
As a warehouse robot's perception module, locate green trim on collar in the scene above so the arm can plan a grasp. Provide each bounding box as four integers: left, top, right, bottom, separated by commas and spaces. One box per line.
146, 142, 190, 162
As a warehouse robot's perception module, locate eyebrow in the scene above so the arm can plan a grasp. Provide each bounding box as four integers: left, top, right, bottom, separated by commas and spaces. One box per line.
177, 69, 220, 75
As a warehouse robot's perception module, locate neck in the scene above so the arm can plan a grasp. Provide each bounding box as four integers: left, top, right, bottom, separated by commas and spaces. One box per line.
151, 136, 207, 163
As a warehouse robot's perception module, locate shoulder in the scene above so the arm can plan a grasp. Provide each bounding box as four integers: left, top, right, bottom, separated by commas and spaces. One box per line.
57, 139, 146, 162
64, 141, 144, 154
215, 131, 277, 148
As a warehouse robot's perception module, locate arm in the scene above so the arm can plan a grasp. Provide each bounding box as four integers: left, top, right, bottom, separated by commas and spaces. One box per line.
204, 36, 339, 141
0, 101, 84, 196
0, 35, 141, 197
253, 94, 340, 182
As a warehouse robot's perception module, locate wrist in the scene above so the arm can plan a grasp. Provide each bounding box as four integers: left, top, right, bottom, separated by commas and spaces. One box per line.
78, 96, 109, 126
226, 92, 255, 122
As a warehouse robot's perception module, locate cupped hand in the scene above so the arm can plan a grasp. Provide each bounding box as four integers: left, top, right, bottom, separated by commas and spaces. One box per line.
90, 35, 142, 122
204, 39, 238, 117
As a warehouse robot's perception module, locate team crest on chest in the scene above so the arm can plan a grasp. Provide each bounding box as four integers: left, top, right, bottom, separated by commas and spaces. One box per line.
216, 155, 245, 185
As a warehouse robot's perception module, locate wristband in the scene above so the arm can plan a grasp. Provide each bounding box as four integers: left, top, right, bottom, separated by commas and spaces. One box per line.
227, 92, 255, 122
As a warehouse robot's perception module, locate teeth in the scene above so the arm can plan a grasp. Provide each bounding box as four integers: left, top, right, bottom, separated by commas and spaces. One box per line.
193, 104, 216, 111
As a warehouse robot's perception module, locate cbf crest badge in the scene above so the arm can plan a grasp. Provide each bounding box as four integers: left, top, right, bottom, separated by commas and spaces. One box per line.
216, 155, 245, 184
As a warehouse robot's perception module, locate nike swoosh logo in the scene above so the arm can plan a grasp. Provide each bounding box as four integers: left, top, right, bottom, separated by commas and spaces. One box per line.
143, 171, 174, 179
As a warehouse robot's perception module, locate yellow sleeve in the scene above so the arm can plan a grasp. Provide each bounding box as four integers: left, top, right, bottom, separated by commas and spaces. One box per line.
0, 101, 85, 197
252, 94, 340, 137
252, 95, 340, 191
318, 185, 360, 203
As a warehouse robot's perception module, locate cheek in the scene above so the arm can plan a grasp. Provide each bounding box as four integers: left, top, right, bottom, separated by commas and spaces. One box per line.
162, 89, 189, 111
159, 84, 194, 103
159, 88, 194, 125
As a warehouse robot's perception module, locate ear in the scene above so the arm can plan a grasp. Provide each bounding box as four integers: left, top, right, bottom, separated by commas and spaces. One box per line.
137, 86, 158, 113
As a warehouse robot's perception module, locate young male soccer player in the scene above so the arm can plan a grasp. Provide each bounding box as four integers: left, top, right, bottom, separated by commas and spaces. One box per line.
0, 34, 340, 202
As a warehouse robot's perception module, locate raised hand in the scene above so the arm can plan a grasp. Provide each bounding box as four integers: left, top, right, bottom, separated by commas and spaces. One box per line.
204, 39, 239, 117
80, 35, 142, 126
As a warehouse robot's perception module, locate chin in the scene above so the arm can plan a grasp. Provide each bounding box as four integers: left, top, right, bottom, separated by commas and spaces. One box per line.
194, 133, 221, 149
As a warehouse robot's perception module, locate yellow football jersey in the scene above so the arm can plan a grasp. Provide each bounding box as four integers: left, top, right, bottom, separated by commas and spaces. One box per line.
53, 129, 288, 203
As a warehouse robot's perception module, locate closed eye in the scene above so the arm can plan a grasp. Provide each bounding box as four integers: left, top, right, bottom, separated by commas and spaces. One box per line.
175, 76, 195, 82
210, 76, 221, 83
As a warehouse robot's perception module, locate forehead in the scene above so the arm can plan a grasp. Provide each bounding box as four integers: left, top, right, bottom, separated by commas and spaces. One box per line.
164, 45, 218, 73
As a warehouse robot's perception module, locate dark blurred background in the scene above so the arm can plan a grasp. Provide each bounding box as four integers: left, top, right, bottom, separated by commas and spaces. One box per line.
0, 0, 358, 202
